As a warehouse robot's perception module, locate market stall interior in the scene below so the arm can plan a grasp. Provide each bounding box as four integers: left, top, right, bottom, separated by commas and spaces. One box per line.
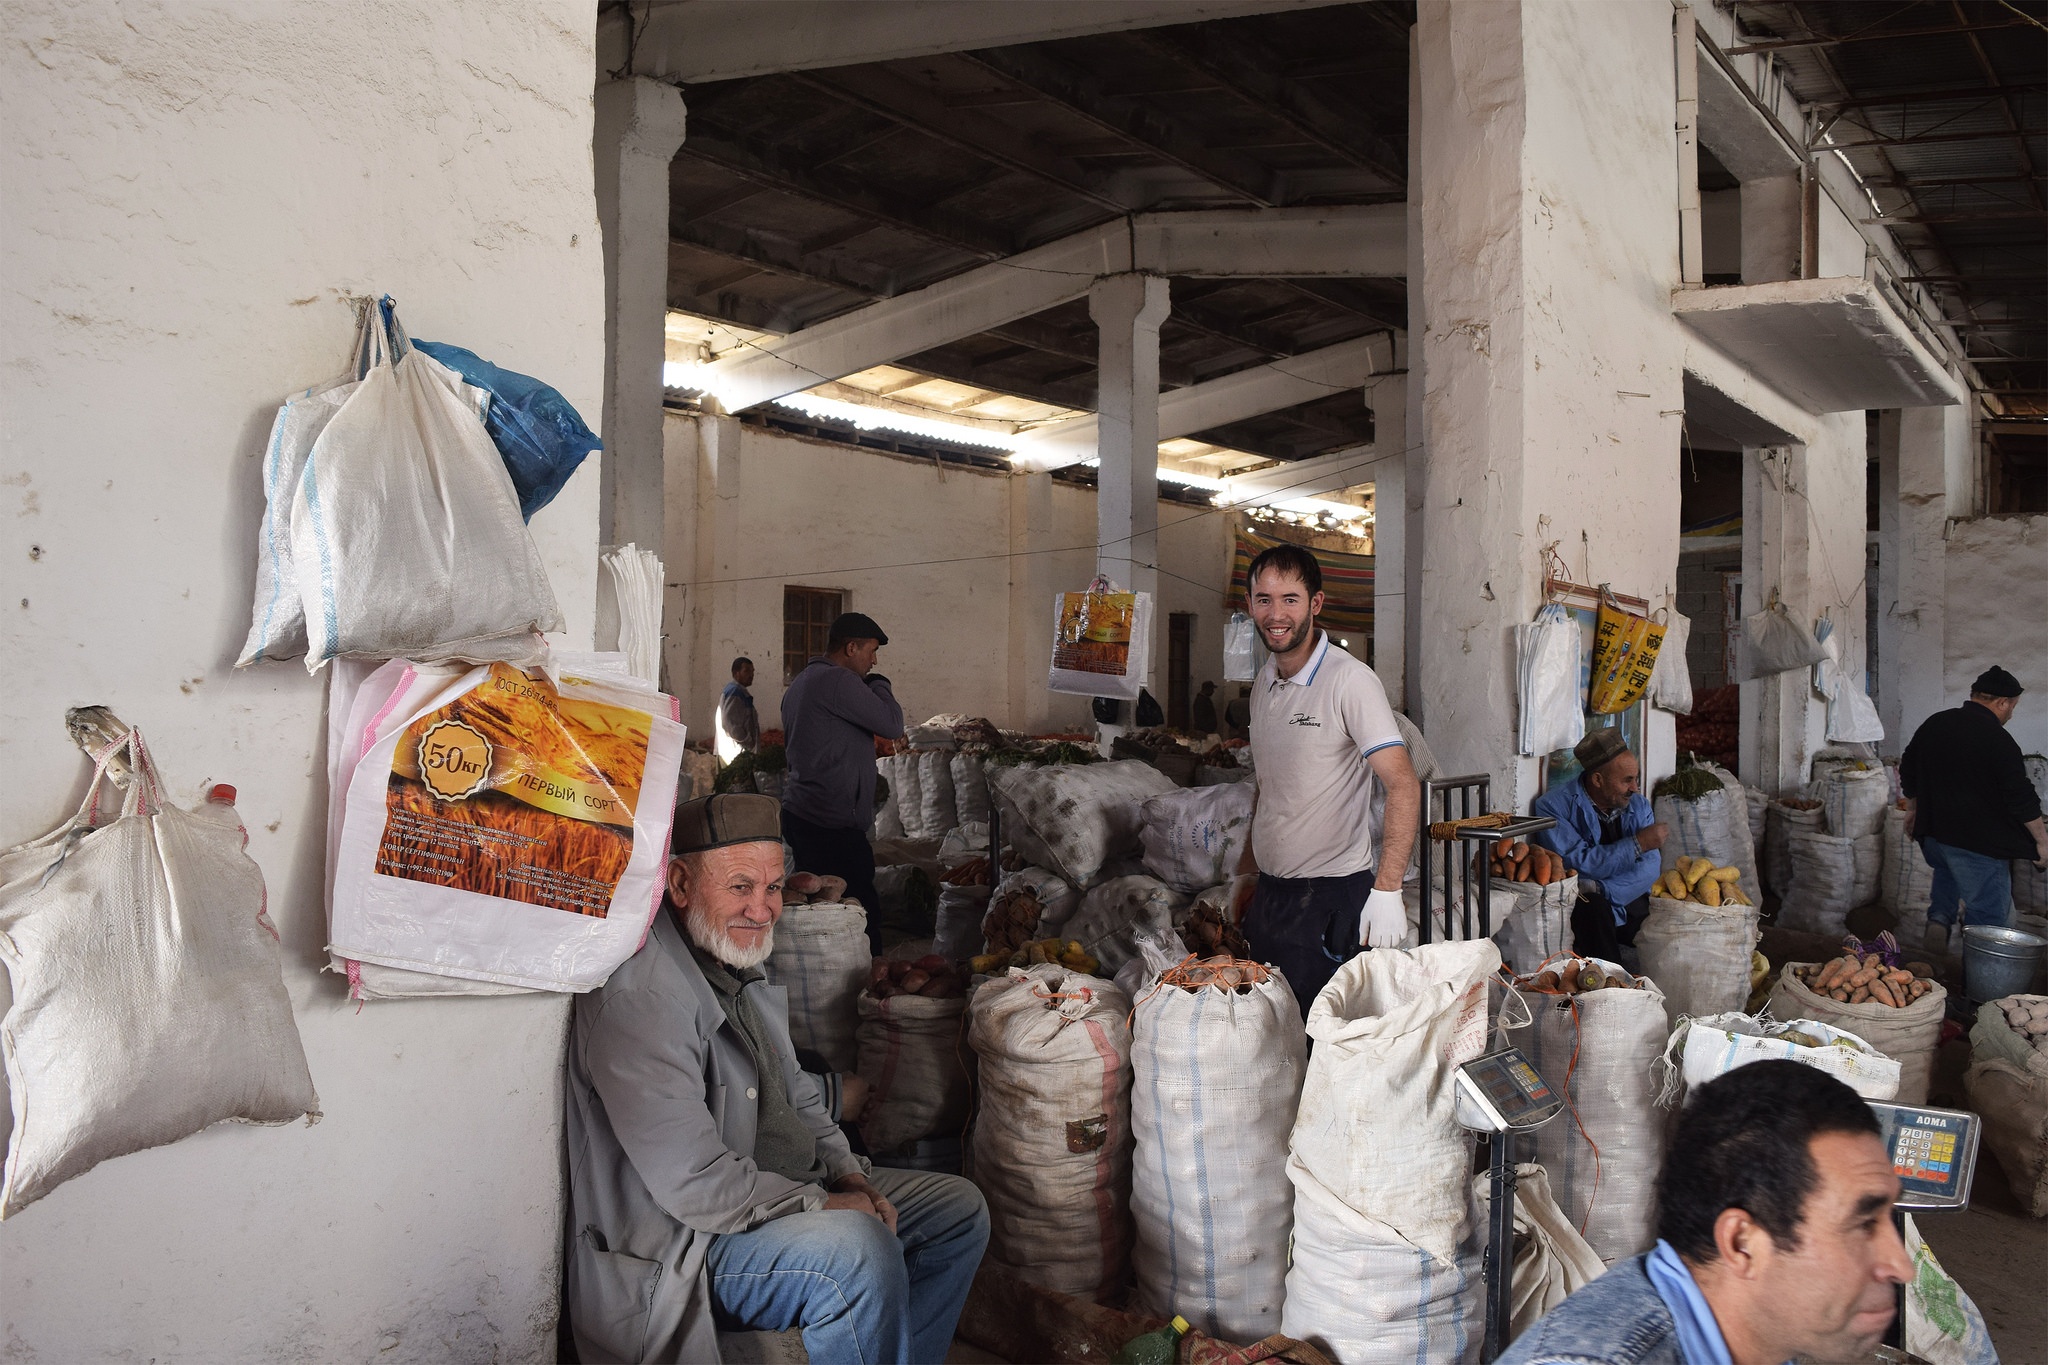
2, 0, 2045, 1362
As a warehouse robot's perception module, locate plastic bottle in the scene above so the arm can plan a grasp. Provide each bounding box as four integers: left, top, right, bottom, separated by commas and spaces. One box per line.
1112, 1315, 1187, 1365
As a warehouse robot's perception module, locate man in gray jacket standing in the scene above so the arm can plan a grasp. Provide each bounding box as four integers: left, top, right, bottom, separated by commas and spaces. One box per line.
780, 612, 905, 943
564, 794, 988, 1363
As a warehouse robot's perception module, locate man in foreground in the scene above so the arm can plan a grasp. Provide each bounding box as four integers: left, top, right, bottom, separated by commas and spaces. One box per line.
718, 656, 760, 760
1500, 1060, 1913, 1364
1235, 542, 1419, 1016
564, 794, 988, 1364
1531, 728, 1668, 964
1900, 664, 2047, 954
780, 612, 904, 941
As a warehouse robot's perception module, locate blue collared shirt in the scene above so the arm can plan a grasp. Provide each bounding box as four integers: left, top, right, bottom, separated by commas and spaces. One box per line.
1530, 776, 1660, 918
1644, 1241, 1734, 1365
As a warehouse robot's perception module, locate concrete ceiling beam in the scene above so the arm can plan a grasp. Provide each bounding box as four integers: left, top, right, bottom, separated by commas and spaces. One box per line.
1214, 441, 1389, 505
694, 206, 1405, 411
604, 1, 1351, 87
1011, 331, 1392, 471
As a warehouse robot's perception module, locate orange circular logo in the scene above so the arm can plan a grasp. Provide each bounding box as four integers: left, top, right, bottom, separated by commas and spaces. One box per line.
418, 720, 493, 800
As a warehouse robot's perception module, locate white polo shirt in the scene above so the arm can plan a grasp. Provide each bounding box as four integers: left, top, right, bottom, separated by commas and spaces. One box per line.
1250, 632, 1406, 880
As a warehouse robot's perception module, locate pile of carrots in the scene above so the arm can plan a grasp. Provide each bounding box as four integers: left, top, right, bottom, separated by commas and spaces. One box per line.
1474, 840, 1572, 886
1790, 951, 1936, 1008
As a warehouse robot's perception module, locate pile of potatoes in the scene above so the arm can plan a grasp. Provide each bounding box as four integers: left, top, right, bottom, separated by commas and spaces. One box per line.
1475, 840, 1572, 885
969, 937, 1099, 978
866, 954, 969, 1000
1991, 994, 2048, 1055
1790, 951, 1936, 1008
1656, 856, 1752, 907
980, 888, 1044, 958
781, 871, 849, 906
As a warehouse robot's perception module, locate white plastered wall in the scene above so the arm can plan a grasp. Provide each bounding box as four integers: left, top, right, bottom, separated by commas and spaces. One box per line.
0, 3, 603, 1358
1944, 515, 2048, 757
660, 416, 1238, 738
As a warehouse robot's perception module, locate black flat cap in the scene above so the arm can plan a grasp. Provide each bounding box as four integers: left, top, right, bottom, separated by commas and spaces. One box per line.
672, 793, 783, 855
827, 611, 888, 648
1972, 666, 2024, 698
1573, 727, 1630, 774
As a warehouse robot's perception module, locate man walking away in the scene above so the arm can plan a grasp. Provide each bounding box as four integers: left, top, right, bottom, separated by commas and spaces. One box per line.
1900, 665, 2046, 955
1235, 543, 1418, 1018
1531, 729, 1668, 968
719, 656, 760, 761
781, 613, 904, 946
1192, 681, 1219, 737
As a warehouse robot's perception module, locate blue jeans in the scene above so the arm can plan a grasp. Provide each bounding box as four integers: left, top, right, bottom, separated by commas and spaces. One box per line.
706, 1167, 988, 1365
1921, 837, 2013, 930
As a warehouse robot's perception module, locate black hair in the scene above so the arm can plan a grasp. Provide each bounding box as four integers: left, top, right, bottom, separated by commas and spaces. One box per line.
1246, 542, 1322, 599
730, 656, 752, 675
1655, 1060, 1881, 1263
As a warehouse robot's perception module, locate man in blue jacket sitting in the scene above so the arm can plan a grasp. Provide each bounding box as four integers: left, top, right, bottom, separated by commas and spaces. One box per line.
1531, 728, 1667, 965
1499, 1061, 1914, 1364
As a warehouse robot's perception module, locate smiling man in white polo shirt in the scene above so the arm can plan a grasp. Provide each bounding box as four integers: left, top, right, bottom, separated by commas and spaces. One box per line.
1237, 542, 1419, 1019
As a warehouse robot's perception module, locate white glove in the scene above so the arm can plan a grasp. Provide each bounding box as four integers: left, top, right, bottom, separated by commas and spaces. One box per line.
1360, 887, 1407, 948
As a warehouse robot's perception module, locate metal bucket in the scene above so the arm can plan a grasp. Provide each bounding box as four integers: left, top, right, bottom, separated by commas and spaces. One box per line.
1962, 924, 2048, 1003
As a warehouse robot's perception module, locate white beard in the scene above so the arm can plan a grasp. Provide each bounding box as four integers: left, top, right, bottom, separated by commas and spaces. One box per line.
685, 902, 776, 970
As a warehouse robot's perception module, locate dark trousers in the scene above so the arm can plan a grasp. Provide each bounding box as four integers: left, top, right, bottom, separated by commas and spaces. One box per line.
1571, 889, 1649, 966
782, 809, 883, 951
1243, 867, 1378, 1021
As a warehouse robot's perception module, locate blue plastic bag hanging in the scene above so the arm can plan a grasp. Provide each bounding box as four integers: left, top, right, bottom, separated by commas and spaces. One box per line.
411, 341, 602, 520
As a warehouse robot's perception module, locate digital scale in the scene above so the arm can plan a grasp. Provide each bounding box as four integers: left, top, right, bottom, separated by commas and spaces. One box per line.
1455, 1046, 1565, 1362
1870, 1102, 1981, 1354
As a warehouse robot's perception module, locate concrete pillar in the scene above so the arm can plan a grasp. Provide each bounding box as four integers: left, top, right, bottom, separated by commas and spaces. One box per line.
1739, 443, 1811, 792
663, 412, 741, 743
1007, 471, 1059, 733
1367, 360, 1407, 708
594, 76, 687, 553
1090, 274, 1171, 605
1877, 407, 1960, 748
1404, 21, 1427, 726
1740, 175, 1801, 284
1414, 0, 1685, 806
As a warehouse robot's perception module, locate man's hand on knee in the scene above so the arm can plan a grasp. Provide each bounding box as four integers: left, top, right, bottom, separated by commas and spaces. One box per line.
830, 1174, 899, 1233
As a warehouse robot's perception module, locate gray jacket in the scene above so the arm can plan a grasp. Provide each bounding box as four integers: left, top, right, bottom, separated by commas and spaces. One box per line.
780, 658, 904, 832
564, 908, 867, 1364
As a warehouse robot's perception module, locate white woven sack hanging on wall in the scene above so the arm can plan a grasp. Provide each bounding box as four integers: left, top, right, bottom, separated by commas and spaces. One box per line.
1131, 967, 1305, 1342
1634, 898, 1759, 1023
1515, 961, 1669, 1264
0, 730, 320, 1218
1645, 609, 1693, 715
290, 298, 561, 669
1282, 1177, 1483, 1365
1769, 969, 1946, 1107
1287, 940, 1499, 1264
763, 903, 870, 1073
969, 966, 1134, 1302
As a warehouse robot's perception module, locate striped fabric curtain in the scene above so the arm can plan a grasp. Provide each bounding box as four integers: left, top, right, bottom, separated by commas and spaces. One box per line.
1230, 528, 1373, 634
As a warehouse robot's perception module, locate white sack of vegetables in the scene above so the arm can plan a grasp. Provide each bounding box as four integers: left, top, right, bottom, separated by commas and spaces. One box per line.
1516, 958, 1669, 1264
1065, 875, 1189, 976
987, 759, 1175, 889
1769, 955, 1945, 1106
1635, 889, 1759, 1024
1666, 1013, 1900, 1102
969, 964, 1134, 1302
762, 902, 870, 1074
1132, 958, 1305, 1343
1651, 765, 1759, 906
854, 958, 970, 1156
1965, 996, 2048, 1216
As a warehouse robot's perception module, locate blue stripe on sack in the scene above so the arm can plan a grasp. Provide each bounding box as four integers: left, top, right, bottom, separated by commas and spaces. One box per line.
1144, 1005, 1181, 1305
1449, 1239, 1472, 1360
299, 453, 340, 658
254, 407, 292, 657
1189, 990, 1219, 1325
1412, 1243, 1433, 1364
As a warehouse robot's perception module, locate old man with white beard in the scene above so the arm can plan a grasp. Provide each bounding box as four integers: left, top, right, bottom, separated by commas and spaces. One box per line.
564, 794, 989, 1364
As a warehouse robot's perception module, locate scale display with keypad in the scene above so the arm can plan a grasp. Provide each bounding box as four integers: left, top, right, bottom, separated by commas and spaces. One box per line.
1455, 1047, 1565, 1133
1868, 1102, 1981, 1210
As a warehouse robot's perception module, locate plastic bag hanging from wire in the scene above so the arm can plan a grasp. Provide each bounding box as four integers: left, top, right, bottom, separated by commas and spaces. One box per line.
1048, 574, 1153, 700
1517, 602, 1585, 757
1646, 602, 1693, 715
1740, 589, 1829, 679
1812, 616, 1885, 743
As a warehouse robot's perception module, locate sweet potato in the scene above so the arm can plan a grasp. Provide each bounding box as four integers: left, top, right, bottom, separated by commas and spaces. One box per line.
787, 872, 824, 896
1683, 859, 1714, 890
